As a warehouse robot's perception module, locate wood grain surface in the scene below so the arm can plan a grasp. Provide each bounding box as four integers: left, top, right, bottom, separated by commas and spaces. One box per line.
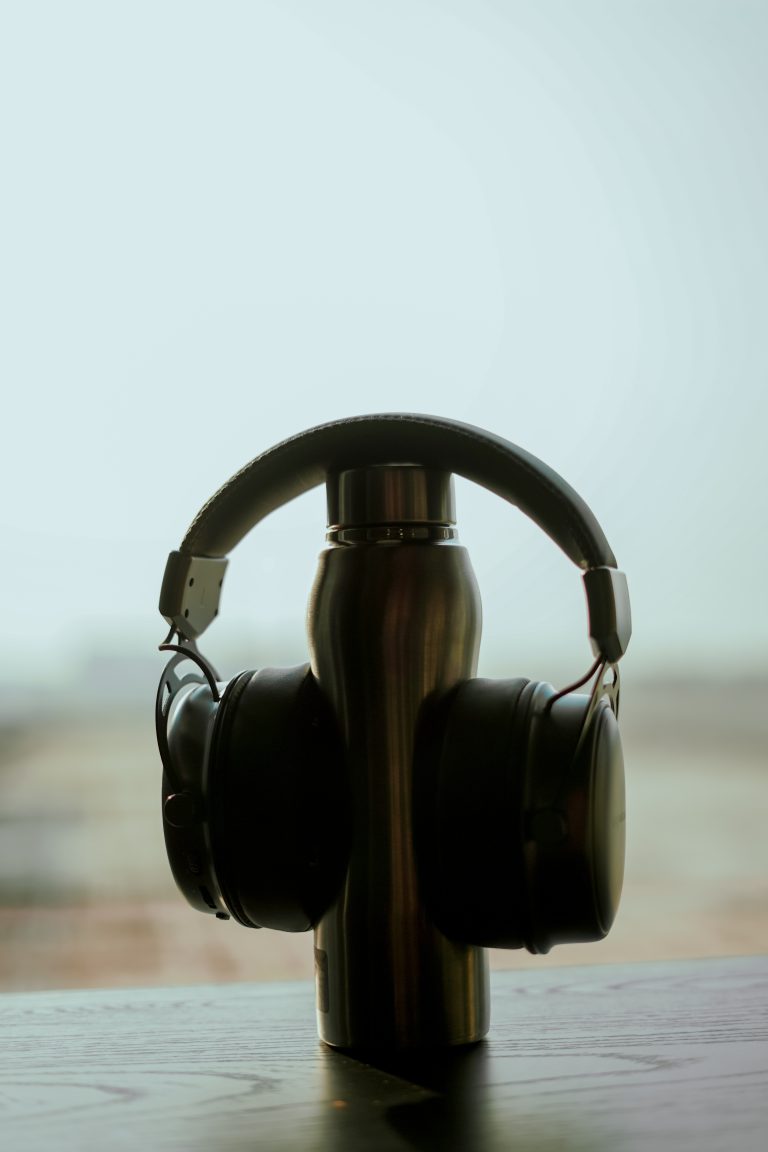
2, 955, 766, 1152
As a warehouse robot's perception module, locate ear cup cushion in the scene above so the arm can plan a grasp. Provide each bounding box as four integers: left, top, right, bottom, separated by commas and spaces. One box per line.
417, 677, 626, 954
208, 664, 349, 931
415, 677, 533, 948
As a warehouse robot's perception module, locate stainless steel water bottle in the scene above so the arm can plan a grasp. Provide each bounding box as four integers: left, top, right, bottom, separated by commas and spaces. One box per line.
307, 464, 490, 1048
159, 415, 631, 1052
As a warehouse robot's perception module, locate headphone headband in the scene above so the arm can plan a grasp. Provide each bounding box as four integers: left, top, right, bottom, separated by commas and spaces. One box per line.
160, 414, 631, 661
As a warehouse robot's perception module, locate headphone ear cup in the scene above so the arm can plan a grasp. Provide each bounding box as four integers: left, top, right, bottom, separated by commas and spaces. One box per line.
208, 663, 349, 932
522, 686, 626, 954
416, 677, 626, 954
415, 677, 533, 948
161, 678, 230, 918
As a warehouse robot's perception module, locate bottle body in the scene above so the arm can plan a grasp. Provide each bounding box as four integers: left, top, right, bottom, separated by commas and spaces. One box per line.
307, 532, 489, 1048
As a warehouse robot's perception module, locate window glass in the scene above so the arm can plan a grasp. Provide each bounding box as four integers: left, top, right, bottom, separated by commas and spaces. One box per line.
2, 1, 766, 990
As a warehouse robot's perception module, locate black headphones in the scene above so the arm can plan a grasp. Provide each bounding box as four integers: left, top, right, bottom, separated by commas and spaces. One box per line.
157, 414, 631, 953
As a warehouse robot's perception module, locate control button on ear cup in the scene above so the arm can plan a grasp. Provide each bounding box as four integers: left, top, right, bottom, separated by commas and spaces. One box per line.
414, 677, 532, 949
208, 663, 350, 933
163, 792, 199, 829
522, 686, 626, 954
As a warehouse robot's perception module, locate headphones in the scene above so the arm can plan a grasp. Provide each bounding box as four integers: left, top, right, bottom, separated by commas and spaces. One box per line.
157, 413, 631, 953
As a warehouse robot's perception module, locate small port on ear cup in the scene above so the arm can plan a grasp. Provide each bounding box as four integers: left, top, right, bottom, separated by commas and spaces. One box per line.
525, 808, 568, 847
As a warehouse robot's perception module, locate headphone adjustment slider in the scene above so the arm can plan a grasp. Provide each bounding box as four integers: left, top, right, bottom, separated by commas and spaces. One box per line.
159, 551, 228, 639
583, 567, 632, 663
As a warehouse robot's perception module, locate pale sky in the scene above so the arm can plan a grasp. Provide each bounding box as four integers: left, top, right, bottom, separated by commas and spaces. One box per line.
2, 1, 766, 692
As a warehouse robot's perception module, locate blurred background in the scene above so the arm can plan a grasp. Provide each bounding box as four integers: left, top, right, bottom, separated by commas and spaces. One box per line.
1, 0, 765, 991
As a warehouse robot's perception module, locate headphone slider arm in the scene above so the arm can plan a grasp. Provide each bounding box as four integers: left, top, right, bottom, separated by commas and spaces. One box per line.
583, 567, 631, 663
159, 551, 228, 639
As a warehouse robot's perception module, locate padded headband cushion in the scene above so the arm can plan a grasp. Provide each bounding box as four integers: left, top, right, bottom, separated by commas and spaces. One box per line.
160, 413, 630, 656
181, 414, 617, 570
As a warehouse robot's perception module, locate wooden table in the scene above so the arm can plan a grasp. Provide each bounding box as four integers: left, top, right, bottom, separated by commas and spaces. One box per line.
2, 955, 766, 1151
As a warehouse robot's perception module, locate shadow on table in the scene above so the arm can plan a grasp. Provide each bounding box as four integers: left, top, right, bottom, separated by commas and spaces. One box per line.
319, 1044, 605, 1152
